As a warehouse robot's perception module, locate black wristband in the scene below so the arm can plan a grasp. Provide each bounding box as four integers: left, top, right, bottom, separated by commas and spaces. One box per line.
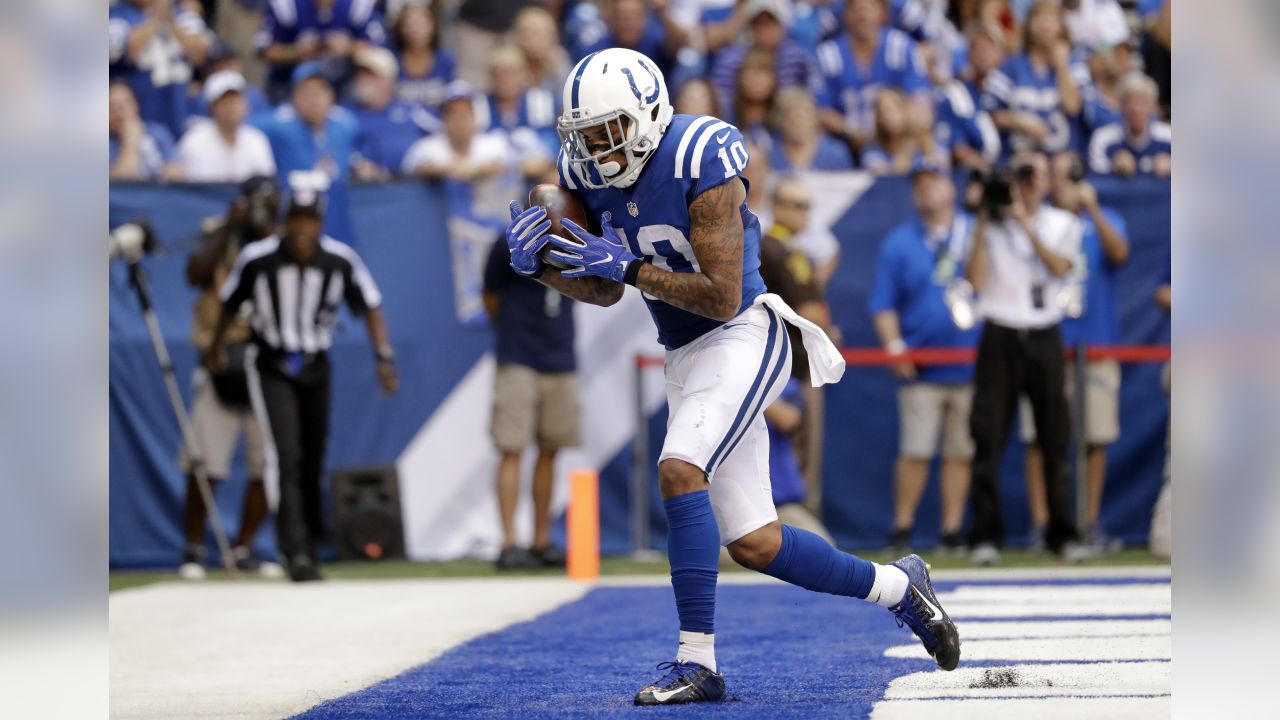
623, 258, 645, 286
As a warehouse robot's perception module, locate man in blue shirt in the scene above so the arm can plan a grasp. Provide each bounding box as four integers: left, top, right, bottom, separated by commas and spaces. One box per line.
1087, 71, 1171, 177
1021, 151, 1129, 552
256, 0, 387, 102
482, 236, 579, 570
346, 46, 440, 180
251, 62, 361, 242
868, 162, 981, 552
109, 0, 213, 137
815, 0, 932, 153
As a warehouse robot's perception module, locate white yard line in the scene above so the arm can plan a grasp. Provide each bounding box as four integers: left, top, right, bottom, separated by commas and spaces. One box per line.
108, 578, 589, 720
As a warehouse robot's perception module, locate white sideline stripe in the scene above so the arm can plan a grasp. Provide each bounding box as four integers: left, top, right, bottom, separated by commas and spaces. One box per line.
870, 696, 1170, 720
109, 578, 590, 720
884, 635, 1171, 662
954, 619, 1170, 639
937, 583, 1171, 618
884, 661, 1171, 699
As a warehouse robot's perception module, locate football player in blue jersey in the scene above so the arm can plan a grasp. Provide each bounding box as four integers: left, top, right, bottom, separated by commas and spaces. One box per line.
503, 47, 961, 706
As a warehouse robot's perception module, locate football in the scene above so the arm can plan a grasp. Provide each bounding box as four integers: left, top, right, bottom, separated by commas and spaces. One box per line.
527, 183, 588, 270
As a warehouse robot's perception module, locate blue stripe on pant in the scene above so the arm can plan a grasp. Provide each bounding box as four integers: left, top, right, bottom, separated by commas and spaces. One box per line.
705, 308, 789, 477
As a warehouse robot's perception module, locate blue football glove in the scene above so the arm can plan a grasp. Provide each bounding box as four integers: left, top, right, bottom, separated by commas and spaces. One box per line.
545, 211, 638, 283
506, 201, 551, 276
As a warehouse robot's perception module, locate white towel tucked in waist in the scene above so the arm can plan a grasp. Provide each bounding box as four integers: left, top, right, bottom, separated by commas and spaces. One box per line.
753, 293, 845, 387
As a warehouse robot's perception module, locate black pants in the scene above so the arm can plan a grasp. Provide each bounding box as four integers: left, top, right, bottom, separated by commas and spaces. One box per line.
254, 351, 331, 562
968, 322, 1077, 551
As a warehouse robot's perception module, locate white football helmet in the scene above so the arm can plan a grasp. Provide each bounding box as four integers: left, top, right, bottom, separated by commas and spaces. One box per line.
558, 47, 674, 189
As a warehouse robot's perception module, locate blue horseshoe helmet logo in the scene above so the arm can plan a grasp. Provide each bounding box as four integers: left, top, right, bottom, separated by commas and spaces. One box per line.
622, 59, 660, 104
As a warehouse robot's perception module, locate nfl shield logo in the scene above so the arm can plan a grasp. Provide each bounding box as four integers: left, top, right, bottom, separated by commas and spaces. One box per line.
627, 201, 639, 217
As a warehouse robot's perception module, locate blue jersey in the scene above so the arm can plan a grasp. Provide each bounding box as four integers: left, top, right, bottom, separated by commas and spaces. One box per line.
347, 100, 439, 175
1061, 207, 1127, 347
815, 29, 930, 136
557, 114, 767, 350
109, 3, 209, 137
767, 133, 855, 172
474, 88, 560, 157
1087, 120, 1172, 175
256, 0, 387, 97
934, 80, 1001, 166
1081, 85, 1121, 140
982, 53, 1091, 156
867, 214, 981, 384
395, 49, 456, 111
109, 121, 177, 180
250, 104, 360, 241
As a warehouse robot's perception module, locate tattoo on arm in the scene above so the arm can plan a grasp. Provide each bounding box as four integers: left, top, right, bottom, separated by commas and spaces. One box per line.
537, 270, 625, 307
634, 179, 744, 321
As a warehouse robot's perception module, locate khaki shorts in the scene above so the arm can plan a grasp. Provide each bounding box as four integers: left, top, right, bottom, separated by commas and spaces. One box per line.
898, 383, 975, 460
491, 364, 582, 453
178, 369, 265, 479
1020, 358, 1121, 445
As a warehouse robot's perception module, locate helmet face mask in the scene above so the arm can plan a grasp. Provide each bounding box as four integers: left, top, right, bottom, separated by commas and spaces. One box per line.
558, 48, 673, 189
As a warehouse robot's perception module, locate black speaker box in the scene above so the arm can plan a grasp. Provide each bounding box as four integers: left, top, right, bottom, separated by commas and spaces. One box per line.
330, 464, 405, 561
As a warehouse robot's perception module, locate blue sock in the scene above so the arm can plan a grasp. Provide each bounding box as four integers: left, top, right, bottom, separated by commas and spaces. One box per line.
763, 525, 876, 599
663, 490, 719, 634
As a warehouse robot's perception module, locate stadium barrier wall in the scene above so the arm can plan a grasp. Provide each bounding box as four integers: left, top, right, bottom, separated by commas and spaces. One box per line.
108, 175, 1169, 566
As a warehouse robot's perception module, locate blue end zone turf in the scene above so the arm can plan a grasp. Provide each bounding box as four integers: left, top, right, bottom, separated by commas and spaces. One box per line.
295, 580, 1169, 719
295, 584, 932, 718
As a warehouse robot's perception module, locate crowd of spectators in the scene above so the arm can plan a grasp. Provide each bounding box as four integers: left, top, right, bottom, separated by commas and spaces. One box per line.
109, 0, 1173, 194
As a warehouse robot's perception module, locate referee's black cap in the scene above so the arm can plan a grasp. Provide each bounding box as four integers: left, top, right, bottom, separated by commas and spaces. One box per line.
240, 174, 279, 199
284, 187, 327, 218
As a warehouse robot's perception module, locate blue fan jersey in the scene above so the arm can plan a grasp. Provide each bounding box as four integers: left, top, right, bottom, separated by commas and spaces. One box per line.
557, 114, 767, 350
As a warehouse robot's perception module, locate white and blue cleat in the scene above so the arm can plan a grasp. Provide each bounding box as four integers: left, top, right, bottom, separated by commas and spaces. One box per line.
889, 554, 961, 671
633, 661, 726, 705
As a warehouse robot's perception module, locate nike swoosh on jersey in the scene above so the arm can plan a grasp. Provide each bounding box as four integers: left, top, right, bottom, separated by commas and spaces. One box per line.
715, 130, 731, 143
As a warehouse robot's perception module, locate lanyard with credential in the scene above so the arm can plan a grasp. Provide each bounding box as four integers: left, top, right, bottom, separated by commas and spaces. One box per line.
930, 215, 970, 286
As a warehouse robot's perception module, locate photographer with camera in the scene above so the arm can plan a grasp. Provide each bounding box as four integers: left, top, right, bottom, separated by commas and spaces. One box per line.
179, 175, 283, 579
965, 152, 1087, 565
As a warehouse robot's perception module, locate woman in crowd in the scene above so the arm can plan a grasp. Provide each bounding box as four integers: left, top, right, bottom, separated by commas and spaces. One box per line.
513, 6, 570, 97
729, 49, 778, 150
983, 0, 1084, 156
391, 1, 456, 112
861, 88, 937, 175
767, 86, 855, 173
673, 77, 723, 118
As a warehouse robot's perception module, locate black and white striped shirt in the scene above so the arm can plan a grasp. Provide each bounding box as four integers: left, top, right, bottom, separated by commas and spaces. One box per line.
218, 235, 383, 353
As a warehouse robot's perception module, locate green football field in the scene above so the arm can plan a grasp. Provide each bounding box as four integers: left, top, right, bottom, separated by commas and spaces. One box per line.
109, 547, 1166, 592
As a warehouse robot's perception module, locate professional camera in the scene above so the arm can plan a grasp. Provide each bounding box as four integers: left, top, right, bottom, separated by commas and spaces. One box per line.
976, 163, 1036, 216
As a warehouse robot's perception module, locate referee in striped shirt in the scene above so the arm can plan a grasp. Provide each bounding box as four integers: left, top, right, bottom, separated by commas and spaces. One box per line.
206, 188, 398, 582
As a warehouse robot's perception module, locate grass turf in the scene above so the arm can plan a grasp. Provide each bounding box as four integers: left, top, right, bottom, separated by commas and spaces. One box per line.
109, 548, 1165, 593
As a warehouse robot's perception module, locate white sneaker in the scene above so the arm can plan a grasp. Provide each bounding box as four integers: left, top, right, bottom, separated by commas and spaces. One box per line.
970, 543, 1001, 566
1059, 541, 1096, 564
259, 561, 285, 579
178, 562, 206, 580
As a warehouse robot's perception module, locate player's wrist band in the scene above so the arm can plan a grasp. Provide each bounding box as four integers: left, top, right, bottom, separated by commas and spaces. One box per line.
623, 258, 645, 286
